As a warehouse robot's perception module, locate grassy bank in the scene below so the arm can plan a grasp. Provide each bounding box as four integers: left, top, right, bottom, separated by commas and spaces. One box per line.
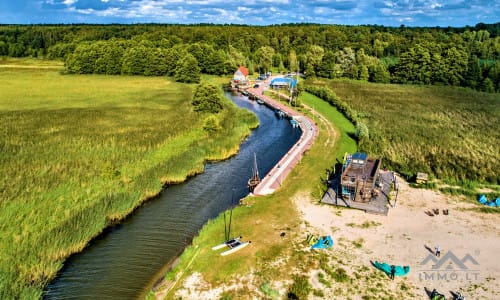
155, 92, 358, 298
308, 79, 500, 186
156, 84, 499, 299
0, 61, 257, 299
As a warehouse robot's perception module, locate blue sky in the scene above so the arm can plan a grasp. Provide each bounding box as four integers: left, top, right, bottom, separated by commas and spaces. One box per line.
0, 0, 498, 27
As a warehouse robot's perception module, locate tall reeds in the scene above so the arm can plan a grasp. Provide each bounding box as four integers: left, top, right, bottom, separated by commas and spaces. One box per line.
309, 79, 499, 184
0, 66, 257, 298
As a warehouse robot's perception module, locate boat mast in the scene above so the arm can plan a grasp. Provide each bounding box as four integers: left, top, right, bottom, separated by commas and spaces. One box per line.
253, 152, 259, 180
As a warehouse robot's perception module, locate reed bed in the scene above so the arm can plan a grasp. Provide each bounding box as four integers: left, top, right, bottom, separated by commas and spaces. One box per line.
0, 64, 257, 298
309, 79, 500, 184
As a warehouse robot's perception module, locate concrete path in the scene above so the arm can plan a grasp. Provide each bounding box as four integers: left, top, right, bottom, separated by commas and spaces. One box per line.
248, 77, 319, 196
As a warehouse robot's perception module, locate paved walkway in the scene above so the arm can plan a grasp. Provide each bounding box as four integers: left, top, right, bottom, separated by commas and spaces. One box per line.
247, 78, 319, 196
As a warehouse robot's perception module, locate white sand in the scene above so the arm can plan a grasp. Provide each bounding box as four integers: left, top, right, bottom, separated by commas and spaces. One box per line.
169, 177, 498, 299
295, 176, 499, 299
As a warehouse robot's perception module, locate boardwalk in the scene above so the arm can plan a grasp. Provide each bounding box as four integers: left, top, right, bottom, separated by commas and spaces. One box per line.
247, 78, 319, 196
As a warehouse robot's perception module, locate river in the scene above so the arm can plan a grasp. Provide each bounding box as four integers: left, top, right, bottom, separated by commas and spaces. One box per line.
44, 92, 301, 299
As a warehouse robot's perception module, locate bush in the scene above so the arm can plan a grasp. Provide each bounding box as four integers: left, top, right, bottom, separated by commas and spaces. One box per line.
332, 268, 349, 282
203, 115, 222, 133
287, 275, 311, 300
192, 83, 224, 113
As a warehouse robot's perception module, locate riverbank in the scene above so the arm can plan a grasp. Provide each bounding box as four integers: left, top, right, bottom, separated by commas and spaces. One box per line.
248, 79, 319, 195
151, 91, 357, 299
0, 65, 258, 298
169, 177, 499, 299
153, 90, 498, 299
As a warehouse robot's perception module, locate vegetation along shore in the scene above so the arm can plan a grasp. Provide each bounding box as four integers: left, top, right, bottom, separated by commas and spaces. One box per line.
0, 60, 257, 298
0, 22, 498, 299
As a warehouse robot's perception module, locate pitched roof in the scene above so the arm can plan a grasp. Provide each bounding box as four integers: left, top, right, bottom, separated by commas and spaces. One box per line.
237, 66, 249, 76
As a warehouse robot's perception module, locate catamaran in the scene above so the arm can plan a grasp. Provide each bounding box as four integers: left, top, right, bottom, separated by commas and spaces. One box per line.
212, 236, 242, 251
212, 191, 251, 256
220, 240, 250, 256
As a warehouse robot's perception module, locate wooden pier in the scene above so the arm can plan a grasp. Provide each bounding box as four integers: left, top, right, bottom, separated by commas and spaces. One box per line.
246, 79, 319, 196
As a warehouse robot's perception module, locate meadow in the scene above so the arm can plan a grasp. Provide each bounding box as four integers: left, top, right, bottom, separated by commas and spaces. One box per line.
154, 91, 361, 299
308, 79, 500, 186
156, 82, 499, 299
0, 61, 257, 299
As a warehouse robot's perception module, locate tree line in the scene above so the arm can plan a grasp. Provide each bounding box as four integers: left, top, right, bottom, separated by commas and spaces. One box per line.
0, 23, 499, 91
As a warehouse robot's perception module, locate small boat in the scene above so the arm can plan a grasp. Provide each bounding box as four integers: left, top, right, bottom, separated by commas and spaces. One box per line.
221, 240, 251, 256
290, 118, 299, 128
275, 109, 285, 118
212, 236, 242, 251
248, 153, 260, 192
241, 90, 249, 96
256, 99, 264, 105
211, 195, 251, 256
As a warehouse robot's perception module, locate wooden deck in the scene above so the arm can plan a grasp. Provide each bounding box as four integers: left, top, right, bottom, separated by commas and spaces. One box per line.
321, 170, 396, 215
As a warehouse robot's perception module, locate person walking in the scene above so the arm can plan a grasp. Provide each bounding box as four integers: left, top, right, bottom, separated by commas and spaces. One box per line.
390, 265, 396, 280
435, 245, 441, 257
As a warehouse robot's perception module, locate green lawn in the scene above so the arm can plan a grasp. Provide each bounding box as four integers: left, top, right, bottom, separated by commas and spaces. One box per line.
159, 91, 357, 298
0, 62, 257, 299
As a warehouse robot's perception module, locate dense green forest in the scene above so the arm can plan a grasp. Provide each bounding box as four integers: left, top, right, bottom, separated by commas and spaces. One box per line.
1, 23, 499, 91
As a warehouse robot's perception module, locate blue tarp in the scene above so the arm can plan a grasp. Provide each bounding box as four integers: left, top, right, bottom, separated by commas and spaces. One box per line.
311, 236, 333, 249
478, 195, 498, 207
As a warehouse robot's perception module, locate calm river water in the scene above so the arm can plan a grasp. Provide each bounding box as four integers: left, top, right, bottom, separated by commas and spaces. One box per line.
44, 92, 301, 299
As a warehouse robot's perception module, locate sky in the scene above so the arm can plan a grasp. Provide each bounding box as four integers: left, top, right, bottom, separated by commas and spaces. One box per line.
0, 0, 498, 27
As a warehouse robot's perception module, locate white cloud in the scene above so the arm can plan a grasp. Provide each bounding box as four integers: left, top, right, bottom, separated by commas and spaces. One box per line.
31, 0, 500, 26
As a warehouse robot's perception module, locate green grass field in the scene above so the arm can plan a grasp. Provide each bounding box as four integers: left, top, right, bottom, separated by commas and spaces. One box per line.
158, 82, 499, 298
158, 92, 359, 298
308, 79, 500, 185
0, 61, 257, 299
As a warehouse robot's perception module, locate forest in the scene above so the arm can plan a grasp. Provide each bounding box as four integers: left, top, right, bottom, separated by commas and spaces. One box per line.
0, 23, 499, 91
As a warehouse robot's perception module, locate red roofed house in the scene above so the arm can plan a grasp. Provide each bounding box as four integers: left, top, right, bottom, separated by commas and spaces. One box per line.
233, 66, 249, 83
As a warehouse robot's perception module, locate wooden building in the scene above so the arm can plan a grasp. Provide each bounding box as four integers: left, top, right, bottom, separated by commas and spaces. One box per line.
233, 66, 249, 83
340, 153, 382, 203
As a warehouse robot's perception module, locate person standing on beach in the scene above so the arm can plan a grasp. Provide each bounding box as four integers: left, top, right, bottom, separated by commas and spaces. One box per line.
390, 265, 396, 280
435, 245, 441, 257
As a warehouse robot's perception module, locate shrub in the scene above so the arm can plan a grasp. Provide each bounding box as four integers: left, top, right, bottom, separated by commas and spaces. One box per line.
192, 83, 224, 113
287, 275, 311, 300
332, 268, 349, 282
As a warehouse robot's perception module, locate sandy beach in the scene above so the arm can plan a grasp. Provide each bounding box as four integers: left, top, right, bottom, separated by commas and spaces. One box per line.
171, 176, 499, 299
168, 90, 498, 300
295, 176, 499, 299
